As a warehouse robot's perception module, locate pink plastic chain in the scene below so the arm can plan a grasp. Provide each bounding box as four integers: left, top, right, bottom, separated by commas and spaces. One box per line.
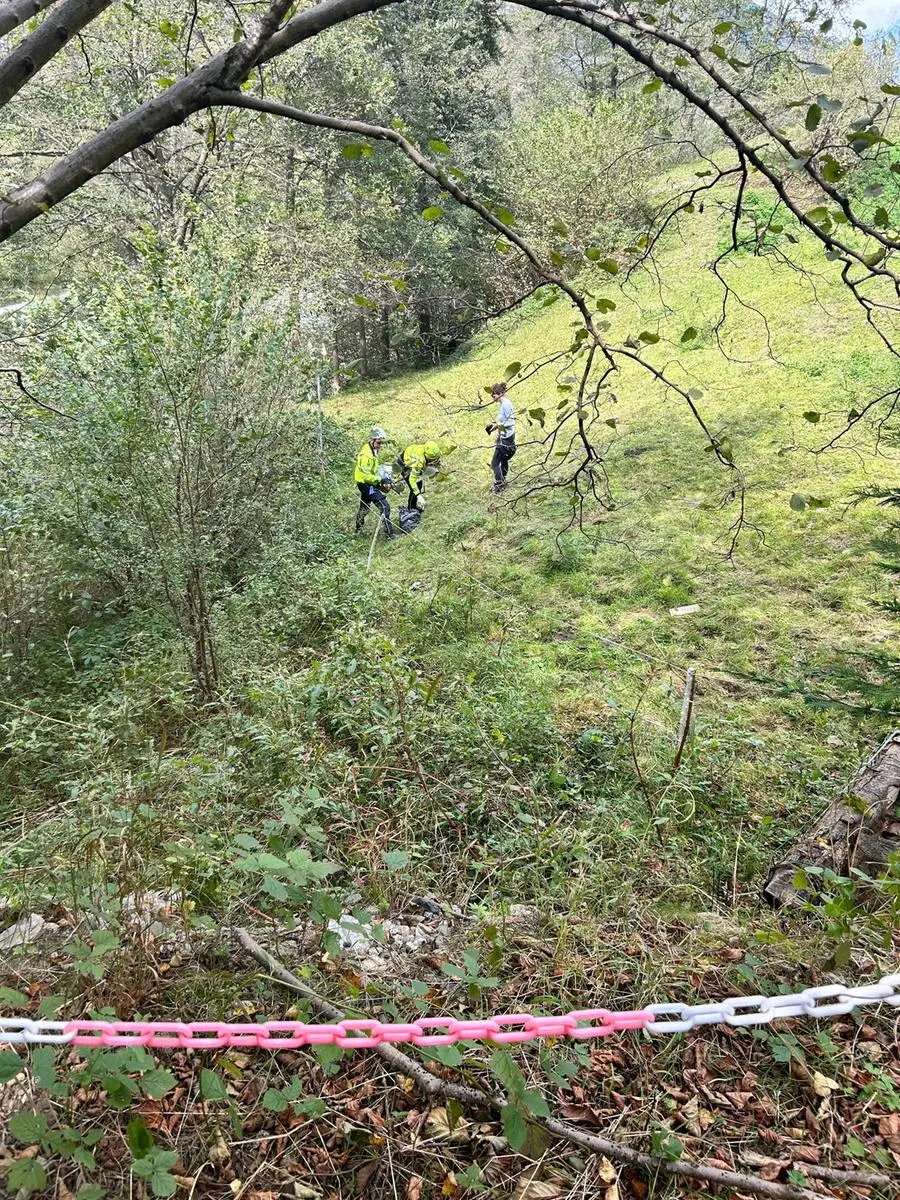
61, 1009, 655, 1049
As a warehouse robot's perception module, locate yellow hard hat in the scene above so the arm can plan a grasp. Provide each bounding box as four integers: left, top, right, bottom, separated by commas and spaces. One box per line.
424, 441, 441, 461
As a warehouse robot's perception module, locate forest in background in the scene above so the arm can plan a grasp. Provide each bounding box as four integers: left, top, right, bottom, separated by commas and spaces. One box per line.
1, 2, 900, 1199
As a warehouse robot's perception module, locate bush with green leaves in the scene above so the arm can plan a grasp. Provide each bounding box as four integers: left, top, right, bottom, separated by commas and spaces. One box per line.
7, 235, 333, 698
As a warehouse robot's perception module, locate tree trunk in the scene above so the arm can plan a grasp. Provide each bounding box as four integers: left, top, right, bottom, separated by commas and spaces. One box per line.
284, 147, 295, 214
762, 732, 900, 906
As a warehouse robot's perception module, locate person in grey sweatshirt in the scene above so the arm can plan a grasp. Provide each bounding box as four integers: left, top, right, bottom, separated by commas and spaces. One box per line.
487, 381, 516, 493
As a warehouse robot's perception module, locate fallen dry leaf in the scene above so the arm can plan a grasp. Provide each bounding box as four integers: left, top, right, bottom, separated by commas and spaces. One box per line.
424, 1107, 451, 1140
208, 1130, 231, 1171
704, 1159, 733, 1172
441, 1173, 458, 1197
513, 1176, 564, 1200
406, 1179, 423, 1200
355, 1162, 379, 1193
293, 1186, 322, 1200
604, 1184, 620, 1200
878, 1113, 900, 1151
811, 1071, 840, 1099
597, 1157, 616, 1185
680, 1096, 703, 1138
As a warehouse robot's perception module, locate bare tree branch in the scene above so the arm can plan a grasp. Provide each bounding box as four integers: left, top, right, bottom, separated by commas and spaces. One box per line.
0, 0, 111, 109
0, 0, 59, 37
0, 0, 400, 241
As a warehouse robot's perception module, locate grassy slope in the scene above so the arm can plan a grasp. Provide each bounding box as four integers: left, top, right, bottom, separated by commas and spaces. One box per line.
332, 187, 898, 969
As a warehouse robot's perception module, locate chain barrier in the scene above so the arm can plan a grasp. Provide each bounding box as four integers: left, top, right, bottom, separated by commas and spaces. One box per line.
1, 975, 897, 1051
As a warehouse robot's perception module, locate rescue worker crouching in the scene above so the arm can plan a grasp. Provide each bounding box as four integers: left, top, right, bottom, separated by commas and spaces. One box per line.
393, 444, 453, 513
355, 427, 396, 538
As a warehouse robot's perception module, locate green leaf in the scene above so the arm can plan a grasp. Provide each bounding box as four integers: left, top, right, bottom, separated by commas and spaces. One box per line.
294, 1097, 327, 1118
421, 1044, 463, 1067
805, 103, 822, 132
674, 55, 689, 66
881, 83, 900, 95
199, 1068, 228, 1101
428, 139, 449, 154
9, 1158, 46, 1192
597, 259, 619, 275
262, 1088, 289, 1112
77, 1187, 105, 1200
584, 247, 604, 261
596, 297, 616, 313
802, 410, 821, 423
790, 493, 808, 512
494, 239, 512, 254
522, 1088, 550, 1118
490, 1050, 526, 1099
36, 995, 65, 1019
874, 206, 889, 228
819, 17, 833, 32
846, 1135, 867, 1159
709, 44, 728, 59
0, 1050, 23, 1083
141, 1069, 176, 1100
680, 326, 697, 343
639, 331, 660, 344
127, 1117, 154, 1160
501, 1104, 527, 1152
550, 219, 569, 237
381, 849, 410, 871
643, 77, 662, 93
504, 361, 522, 380
422, 206, 443, 221
341, 143, 372, 159
495, 207, 516, 226
528, 407, 546, 427
158, 18, 179, 41
713, 20, 734, 34
9, 1112, 48, 1143
0, 987, 29, 1008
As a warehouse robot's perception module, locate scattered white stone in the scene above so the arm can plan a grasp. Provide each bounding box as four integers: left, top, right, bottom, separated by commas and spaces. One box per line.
0, 913, 57, 951
669, 604, 700, 617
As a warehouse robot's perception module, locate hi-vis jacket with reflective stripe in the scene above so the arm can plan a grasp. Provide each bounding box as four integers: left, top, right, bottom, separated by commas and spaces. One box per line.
400, 442, 441, 490
354, 442, 381, 486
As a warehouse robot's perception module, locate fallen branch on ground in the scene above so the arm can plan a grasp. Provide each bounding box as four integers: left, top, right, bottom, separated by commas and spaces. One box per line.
232, 928, 891, 1199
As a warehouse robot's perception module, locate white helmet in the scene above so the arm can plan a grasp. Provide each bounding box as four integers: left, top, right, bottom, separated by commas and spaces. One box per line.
376, 464, 393, 482
371, 426, 386, 441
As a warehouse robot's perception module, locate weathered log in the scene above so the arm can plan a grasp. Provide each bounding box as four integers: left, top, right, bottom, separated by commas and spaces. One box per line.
763, 731, 900, 906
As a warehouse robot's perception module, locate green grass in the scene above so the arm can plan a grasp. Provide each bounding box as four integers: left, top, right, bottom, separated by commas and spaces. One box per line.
327, 190, 899, 978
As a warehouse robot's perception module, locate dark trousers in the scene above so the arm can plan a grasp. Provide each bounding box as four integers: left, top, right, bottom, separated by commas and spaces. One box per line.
356, 482, 394, 537
491, 438, 516, 486
397, 463, 421, 510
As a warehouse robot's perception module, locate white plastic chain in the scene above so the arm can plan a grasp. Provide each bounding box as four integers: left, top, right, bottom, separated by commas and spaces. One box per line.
0, 975, 897, 1048
644, 974, 900, 1034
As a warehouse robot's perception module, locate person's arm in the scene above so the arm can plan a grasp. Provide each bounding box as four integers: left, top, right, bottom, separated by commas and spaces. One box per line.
407, 449, 426, 490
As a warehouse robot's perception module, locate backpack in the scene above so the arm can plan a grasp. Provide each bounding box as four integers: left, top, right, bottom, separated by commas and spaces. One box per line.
398, 505, 421, 535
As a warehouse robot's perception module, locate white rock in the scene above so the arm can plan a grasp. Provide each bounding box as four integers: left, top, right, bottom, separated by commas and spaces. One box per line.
0, 913, 57, 951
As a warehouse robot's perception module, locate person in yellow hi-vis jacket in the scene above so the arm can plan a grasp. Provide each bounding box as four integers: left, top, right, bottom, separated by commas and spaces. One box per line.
395, 440, 448, 511
354, 427, 395, 537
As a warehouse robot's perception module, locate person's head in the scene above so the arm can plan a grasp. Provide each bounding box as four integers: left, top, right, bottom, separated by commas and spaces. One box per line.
370, 426, 386, 451
491, 381, 507, 400
424, 441, 441, 463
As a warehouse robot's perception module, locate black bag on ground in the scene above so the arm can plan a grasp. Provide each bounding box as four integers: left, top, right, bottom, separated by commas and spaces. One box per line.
398, 505, 421, 535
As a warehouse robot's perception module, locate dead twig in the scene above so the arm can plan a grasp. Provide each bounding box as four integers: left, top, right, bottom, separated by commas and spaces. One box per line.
672, 666, 696, 773
231, 929, 886, 1200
